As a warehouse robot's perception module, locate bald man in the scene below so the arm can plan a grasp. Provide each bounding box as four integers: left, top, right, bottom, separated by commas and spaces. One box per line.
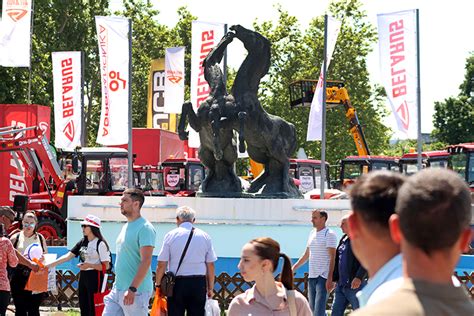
331, 215, 367, 316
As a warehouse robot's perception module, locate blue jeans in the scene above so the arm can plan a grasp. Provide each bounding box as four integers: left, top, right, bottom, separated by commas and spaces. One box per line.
103, 286, 151, 316
331, 284, 363, 316
308, 277, 328, 316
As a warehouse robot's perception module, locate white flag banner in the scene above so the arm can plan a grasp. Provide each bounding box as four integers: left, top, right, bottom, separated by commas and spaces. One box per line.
52, 52, 82, 149
164, 47, 185, 114
307, 16, 341, 141
95, 16, 130, 145
189, 21, 225, 148
377, 10, 418, 138
0, 0, 32, 67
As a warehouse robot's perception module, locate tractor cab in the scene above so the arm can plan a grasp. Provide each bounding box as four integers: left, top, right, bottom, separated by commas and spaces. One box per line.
339, 156, 399, 188
289, 159, 330, 193
447, 143, 474, 193
161, 158, 205, 196
58, 147, 129, 195
399, 150, 450, 176
133, 165, 166, 196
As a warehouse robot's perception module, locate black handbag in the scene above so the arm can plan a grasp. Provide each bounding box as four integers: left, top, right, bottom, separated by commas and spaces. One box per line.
160, 228, 194, 297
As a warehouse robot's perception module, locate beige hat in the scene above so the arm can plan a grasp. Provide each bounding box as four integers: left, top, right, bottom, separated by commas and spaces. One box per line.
80, 214, 101, 228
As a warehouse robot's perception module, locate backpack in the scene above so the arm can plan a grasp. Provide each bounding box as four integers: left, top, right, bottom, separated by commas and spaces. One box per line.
97, 239, 113, 273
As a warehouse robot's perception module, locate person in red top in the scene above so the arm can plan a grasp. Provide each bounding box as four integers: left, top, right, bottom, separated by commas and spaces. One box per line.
0, 222, 19, 316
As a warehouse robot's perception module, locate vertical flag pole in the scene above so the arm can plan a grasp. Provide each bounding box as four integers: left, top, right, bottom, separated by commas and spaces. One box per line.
27, 0, 35, 104
416, 9, 422, 170
80, 51, 86, 147
127, 18, 133, 188
320, 14, 328, 198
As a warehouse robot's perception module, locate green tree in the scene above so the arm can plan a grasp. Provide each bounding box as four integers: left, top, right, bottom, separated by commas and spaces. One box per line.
252, 0, 391, 165
382, 140, 446, 157
116, 2, 196, 129
0, 1, 196, 145
432, 53, 474, 144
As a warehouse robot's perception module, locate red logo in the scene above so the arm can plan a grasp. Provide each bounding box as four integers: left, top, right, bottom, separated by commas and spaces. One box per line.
396, 100, 409, 130
39, 122, 49, 134
167, 75, 183, 84
63, 121, 75, 142
6, 1, 30, 22
6, 9, 28, 22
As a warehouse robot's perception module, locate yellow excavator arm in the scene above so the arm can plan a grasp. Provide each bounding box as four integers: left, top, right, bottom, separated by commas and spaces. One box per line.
326, 81, 370, 156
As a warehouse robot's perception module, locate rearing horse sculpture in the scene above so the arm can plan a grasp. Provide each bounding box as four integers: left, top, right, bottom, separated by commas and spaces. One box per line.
178, 33, 242, 195
229, 25, 301, 197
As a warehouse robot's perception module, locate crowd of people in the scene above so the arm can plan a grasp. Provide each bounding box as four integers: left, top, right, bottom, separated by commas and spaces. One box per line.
0, 168, 472, 316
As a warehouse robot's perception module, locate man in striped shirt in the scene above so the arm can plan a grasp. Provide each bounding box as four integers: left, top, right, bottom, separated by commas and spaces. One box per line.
293, 210, 337, 316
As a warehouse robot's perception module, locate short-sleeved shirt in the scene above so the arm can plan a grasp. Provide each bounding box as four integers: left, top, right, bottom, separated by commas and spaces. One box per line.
115, 216, 156, 293
0, 237, 18, 291
158, 222, 217, 276
307, 227, 337, 279
13, 231, 46, 254
70, 237, 111, 270
228, 282, 312, 316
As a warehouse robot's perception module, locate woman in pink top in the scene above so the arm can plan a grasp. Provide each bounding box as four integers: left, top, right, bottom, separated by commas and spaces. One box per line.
0, 223, 19, 316
228, 237, 311, 316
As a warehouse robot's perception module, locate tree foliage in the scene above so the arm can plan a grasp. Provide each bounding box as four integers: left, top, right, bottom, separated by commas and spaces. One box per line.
432, 53, 474, 144
0, 0, 196, 145
1, 0, 392, 162
252, 0, 391, 164
0, 0, 110, 143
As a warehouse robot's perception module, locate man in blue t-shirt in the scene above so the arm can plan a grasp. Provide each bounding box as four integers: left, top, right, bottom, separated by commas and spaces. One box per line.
104, 188, 156, 316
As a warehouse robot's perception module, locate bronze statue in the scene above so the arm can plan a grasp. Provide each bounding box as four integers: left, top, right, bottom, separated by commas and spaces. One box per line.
178, 33, 242, 196
178, 25, 301, 198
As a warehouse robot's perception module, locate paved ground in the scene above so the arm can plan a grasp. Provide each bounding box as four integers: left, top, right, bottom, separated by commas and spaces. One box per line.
6, 306, 79, 315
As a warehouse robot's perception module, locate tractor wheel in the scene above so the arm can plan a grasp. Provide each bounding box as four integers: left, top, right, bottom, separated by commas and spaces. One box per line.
37, 217, 64, 240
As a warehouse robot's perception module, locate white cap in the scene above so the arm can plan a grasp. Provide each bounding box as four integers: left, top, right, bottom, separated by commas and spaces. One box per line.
80, 214, 101, 228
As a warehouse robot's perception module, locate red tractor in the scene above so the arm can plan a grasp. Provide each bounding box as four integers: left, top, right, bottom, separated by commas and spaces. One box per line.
1, 126, 131, 239
162, 158, 205, 197
446, 143, 474, 194
289, 159, 330, 193
399, 150, 450, 175
338, 155, 400, 188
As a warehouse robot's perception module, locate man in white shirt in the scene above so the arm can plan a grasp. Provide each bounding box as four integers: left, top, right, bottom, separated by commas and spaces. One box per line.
346, 171, 405, 307
293, 210, 337, 316
156, 206, 217, 316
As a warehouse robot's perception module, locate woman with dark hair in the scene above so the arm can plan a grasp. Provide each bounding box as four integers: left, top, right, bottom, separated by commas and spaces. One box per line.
47, 214, 111, 316
228, 237, 311, 315
10, 211, 48, 316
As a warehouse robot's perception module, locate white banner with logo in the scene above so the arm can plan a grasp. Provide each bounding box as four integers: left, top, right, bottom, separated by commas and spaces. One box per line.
189, 21, 225, 148
0, 0, 32, 67
95, 16, 130, 145
307, 16, 341, 141
52, 51, 82, 149
378, 10, 418, 138
164, 47, 185, 114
